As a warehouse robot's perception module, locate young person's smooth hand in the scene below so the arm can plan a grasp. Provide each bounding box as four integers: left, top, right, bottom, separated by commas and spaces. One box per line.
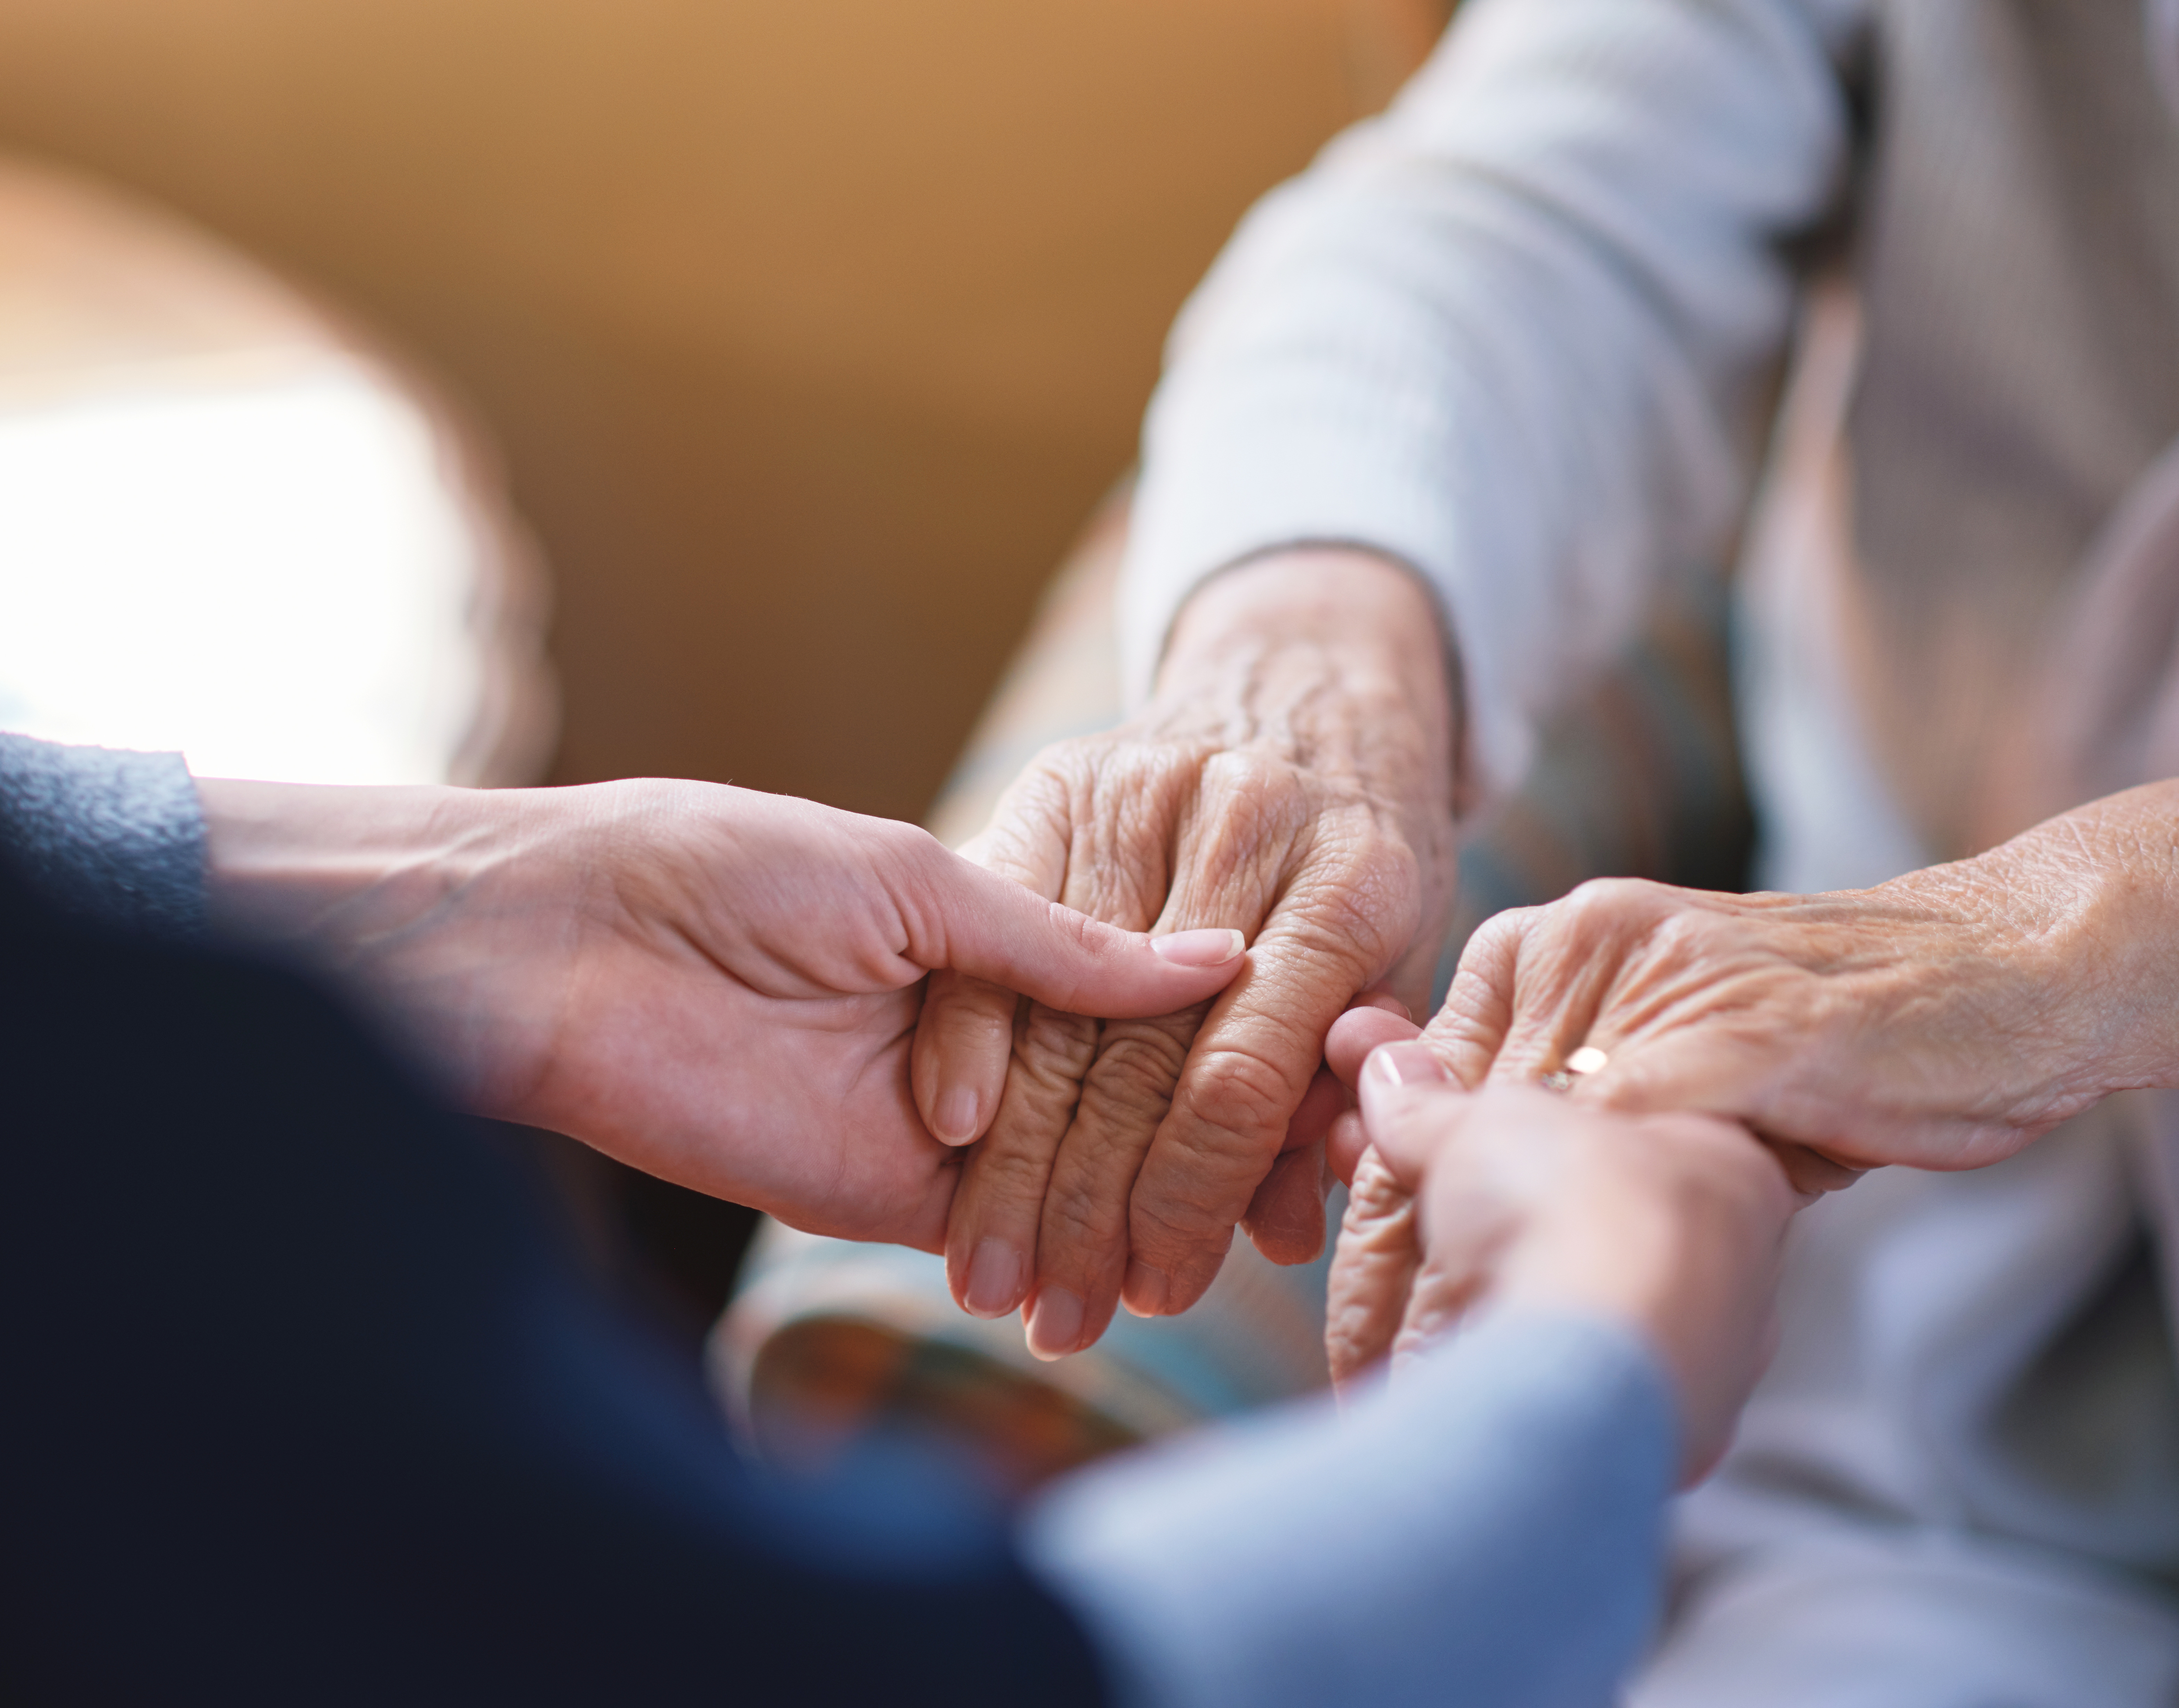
198, 777, 1247, 1250
1326, 1054, 1795, 1483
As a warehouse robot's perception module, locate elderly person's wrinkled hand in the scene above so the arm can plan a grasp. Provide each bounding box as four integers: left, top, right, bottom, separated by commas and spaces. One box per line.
913, 550, 1459, 1357
197, 776, 1247, 1249
1421, 781, 2179, 1186
1326, 1058, 1794, 1482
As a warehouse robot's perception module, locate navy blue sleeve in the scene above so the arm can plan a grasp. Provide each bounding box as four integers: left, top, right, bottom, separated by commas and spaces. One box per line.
0, 902, 1107, 1707
0, 733, 207, 941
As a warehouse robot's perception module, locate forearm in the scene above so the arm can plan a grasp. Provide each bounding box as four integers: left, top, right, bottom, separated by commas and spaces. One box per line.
1121, 0, 1858, 795
1923, 779, 2179, 1109
195, 777, 605, 1114
1023, 1309, 1676, 1708
199, 776, 506, 948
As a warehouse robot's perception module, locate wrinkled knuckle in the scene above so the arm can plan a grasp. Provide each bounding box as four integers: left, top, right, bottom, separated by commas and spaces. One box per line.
1081, 1025, 1193, 1126
1290, 863, 1423, 968
963, 1135, 1060, 1197
1352, 835, 1424, 905
1015, 1005, 1100, 1086
1097, 741, 1202, 821
1641, 907, 1721, 968
1195, 773, 1297, 857
1201, 746, 1303, 803
1560, 876, 1662, 932
1042, 1169, 1129, 1251
1174, 1045, 1299, 1153
1130, 1184, 1234, 1254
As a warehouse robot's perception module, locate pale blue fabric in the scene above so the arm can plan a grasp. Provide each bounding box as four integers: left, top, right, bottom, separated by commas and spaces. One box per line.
1026, 1309, 1678, 1708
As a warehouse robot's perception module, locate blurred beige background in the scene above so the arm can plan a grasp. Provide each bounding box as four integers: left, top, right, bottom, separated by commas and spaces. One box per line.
0, 0, 1450, 819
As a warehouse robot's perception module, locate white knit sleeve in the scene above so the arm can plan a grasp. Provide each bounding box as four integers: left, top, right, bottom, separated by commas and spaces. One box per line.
1119, 0, 1866, 796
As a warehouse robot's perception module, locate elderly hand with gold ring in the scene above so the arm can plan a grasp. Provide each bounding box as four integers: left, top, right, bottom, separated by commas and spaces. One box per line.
1430, 783, 2179, 1177
1320, 780, 2179, 1383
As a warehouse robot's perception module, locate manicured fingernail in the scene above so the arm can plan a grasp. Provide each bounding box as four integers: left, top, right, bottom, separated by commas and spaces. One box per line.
1025, 1287, 1085, 1361
1121, 1259, 1169, 1318
964, 1238, 1027, 1318
1365, 1041, 1450, 1088
931, 1083, 982, 1145
1152, 927, 1247, 967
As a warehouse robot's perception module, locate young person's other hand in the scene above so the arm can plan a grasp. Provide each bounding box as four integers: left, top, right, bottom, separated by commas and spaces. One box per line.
1327, 1056, 1794, 1483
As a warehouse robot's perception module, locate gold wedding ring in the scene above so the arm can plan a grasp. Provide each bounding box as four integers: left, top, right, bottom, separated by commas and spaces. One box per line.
1539, 1044, 1609, 1093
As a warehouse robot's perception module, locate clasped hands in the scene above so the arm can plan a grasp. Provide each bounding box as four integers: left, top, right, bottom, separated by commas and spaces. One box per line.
903, 539, 2179, 1445
204, 535, 2179, 1464
200, 546, 1465, 1363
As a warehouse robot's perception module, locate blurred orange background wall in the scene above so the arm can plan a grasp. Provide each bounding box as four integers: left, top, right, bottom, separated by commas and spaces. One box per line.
0, 0, 1449, 819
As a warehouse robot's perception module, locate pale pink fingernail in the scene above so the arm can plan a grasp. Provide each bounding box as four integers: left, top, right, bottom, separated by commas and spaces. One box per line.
1025, 1287, 1085, 1361
1365, 1041, 1450, 1088
931, 1084, 982, 1144
1121, 1259, 1169, 1318
1151, 927, 1247, 967
964, 1238, 1028, 1318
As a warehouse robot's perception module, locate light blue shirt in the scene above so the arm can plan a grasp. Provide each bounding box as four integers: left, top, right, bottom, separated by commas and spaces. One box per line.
1025, 1308, 1679, 1708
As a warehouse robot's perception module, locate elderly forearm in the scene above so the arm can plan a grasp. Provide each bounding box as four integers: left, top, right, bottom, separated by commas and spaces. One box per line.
1120, 0, 1860, 794
1939, 778, 2179, 1103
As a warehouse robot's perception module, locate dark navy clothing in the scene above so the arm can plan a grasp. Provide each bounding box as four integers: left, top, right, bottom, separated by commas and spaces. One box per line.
0, 749, 1103, 1706
0, 739, 1681, 1708
0, 733, 205, 943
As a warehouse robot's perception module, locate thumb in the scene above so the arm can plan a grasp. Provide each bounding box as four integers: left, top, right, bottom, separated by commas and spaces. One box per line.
1327, 1003, 1423, 1089
915, 843, 1247, 1016
1355, 1040, 1477, 1184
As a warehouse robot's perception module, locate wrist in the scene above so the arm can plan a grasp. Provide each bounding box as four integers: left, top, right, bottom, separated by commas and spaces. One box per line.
1152, 549, 1460, 802
1874, 780, 2179, 1122
198, 776, 513, 950
1989, 781, 2179, 1101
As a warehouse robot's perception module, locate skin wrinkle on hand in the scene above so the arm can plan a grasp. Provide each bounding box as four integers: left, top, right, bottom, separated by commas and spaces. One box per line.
1321, 788, 2179, 1413
918, 547, 1460, 1354
1423, 780, 2179, 1183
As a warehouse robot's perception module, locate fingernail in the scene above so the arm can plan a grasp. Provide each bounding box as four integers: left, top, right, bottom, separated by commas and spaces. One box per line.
1121, 1259, 1169, 1318
1365, 1041, 1450, 1088
931, 1083, 982, 1145
1025, 1287, 1085, 1361
964, 1238, 1028, 1318
1151, 927, 1247, 967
